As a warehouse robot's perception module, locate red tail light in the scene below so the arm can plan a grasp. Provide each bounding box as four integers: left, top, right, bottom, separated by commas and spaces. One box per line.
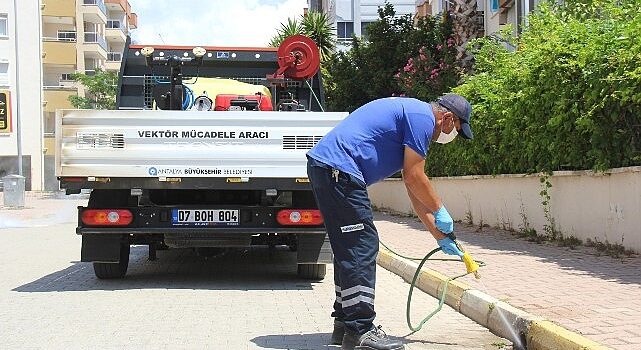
277, 209, 323, 226
81, 209, 133, 226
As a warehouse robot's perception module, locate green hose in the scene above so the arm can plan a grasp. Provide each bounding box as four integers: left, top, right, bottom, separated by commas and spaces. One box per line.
379, 240, 485, 335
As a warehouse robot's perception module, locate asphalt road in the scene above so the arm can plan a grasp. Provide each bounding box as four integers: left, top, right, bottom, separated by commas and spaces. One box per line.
0, 198, 507, 350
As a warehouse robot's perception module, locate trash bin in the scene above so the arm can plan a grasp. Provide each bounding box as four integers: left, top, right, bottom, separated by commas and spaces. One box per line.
2, 174, 25, 208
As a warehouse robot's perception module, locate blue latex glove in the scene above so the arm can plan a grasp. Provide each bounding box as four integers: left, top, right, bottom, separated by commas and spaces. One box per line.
433, 205, 454, 234
437, 236, 464, 257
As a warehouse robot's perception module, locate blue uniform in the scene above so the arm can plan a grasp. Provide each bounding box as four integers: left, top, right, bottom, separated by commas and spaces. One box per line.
306, 97, 436, 335
308, 97, 435, 186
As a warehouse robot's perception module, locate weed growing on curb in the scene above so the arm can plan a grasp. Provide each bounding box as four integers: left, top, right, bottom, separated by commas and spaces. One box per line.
586, 238, 635, 258
539, 174, 559, 240
557, 235, 582, 249
491, 341, 509, 349
464, 194, 474, 225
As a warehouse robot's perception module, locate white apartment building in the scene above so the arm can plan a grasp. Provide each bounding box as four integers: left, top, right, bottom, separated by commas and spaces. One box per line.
309, 0, 416, 49
0, 0, 44, 191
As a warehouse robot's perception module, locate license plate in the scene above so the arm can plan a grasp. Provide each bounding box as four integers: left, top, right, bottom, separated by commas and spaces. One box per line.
171, 209, 239, 226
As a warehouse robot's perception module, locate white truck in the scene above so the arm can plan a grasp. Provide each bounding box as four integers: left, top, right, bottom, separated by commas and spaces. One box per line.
56, 36, 345, 280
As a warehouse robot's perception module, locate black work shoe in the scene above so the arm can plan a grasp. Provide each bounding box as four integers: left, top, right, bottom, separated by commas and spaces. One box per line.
331, 320, 345, 345
341, 325, 404, 350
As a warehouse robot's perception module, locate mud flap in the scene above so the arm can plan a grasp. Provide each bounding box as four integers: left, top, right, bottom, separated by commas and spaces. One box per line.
297, 233, 333, 264
81, 234, 123, 263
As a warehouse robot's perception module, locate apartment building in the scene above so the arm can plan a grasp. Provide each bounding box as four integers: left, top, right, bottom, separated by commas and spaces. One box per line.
41, 0, 137, 190
417, 0, 541, 37
309, 0, 416, 49
0, 0, 44, 191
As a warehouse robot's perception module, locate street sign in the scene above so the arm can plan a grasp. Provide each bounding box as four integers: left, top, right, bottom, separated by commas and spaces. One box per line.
0, 90, 11, 133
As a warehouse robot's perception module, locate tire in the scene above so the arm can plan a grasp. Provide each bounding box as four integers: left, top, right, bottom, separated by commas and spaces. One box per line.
87, 190, 132, 279
297, 263, 326, 280
93, 242, 130, 279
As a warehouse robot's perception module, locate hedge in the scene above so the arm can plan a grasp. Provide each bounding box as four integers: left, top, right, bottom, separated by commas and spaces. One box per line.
426, 0, 641, 177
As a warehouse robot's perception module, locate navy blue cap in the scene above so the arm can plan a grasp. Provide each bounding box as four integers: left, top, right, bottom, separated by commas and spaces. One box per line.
437, 94, 473, 139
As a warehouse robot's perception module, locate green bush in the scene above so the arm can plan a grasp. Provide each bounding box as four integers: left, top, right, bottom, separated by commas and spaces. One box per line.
427, 0, 641, 177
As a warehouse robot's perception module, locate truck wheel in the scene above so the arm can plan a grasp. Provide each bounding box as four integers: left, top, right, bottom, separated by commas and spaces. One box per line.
297, 263, 326, 280
93, 242, 130, 279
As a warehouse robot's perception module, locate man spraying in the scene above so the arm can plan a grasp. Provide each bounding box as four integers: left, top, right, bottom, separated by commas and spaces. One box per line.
306, 94, 474, 350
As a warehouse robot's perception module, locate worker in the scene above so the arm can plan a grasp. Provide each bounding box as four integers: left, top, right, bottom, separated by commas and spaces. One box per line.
306, 94, 473, 350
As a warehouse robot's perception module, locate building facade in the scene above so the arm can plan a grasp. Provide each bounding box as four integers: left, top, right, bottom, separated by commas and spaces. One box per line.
310, 0, 416, 49
41, 0, 137, 190
0, 0, 44, 191
417, 0, 541, 37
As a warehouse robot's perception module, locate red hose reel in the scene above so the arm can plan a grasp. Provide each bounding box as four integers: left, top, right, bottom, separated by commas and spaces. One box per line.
269, 35, 320, 81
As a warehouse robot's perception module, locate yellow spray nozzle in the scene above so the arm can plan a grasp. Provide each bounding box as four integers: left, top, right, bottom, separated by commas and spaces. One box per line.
462, 252, 481, 279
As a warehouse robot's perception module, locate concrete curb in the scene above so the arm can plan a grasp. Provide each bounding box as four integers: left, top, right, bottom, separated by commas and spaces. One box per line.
377, 248, 613, 350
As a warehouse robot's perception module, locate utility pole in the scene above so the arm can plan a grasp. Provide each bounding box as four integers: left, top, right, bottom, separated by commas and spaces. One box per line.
12, 0, 22, 176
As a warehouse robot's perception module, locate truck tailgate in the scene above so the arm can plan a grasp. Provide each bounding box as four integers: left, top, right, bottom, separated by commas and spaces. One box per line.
56, 109, 347, 178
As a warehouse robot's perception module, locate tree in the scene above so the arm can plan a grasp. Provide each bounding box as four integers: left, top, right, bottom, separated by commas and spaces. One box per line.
449, 0, 484, 71
324, 3, 457, 111
269, 11, 336, 61
395, 13, 459, 102
269, 18, 304, 47
300, 11, 336, 60
68, 68, 118, 110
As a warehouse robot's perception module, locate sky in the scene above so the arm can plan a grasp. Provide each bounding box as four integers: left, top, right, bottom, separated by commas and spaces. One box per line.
128, 0, 308, 47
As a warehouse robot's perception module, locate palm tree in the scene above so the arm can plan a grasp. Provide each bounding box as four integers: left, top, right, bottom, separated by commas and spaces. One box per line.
269, 18, 304, 47
269, 11, 336, 61
449, 0, 484, 71
300, 11, 336, 60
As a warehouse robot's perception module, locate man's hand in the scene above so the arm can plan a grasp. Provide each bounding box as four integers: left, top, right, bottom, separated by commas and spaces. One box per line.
433, 206, 453, 234
437, 236, 464, 257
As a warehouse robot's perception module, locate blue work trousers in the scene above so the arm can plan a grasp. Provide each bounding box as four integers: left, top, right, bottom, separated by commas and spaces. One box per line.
307, 156, 378, 335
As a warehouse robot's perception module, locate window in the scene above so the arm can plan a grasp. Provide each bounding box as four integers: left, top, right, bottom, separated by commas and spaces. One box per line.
107, 20, 121, 29
337, 21, 354, 39
60, 73, 74, 82
0, 62, 8, 86
0, 14, 8, 37
57, 31, 77, 42
44, 112, 56, 135
360, 22, 373, 38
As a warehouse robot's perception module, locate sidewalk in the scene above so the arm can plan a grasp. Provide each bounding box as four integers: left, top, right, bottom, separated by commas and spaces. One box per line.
375, 211, 641, 350
0, 191, 88, 229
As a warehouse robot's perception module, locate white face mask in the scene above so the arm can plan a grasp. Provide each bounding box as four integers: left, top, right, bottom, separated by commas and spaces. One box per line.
436, 121, 458, 144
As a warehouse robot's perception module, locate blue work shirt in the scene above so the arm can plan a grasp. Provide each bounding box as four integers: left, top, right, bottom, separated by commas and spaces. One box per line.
308, 97, 435, 186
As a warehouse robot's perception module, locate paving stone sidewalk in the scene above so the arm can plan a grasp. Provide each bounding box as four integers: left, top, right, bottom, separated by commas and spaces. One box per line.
374, 211, 641, 350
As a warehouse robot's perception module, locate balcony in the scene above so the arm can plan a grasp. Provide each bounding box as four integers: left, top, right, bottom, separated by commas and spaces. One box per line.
83, 32, 108, 60
81, 0, 107, 23
106, 20, 126, 42
105, 52, 122, 71
104, 0, 128, 12
42, 0, 76, 18
43, 87, 77, 113
43, 38, 77, 66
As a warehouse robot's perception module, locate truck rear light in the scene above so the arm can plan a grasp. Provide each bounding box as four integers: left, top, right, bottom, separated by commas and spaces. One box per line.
81, 209, 133, 226
277, 209, 323, 226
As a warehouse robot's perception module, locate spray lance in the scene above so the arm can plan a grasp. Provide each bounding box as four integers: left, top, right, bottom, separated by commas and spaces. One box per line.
456, 237, 481, 279
380, 232, 484, 334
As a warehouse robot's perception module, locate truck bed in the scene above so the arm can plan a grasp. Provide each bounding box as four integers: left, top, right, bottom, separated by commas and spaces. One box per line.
56, 109, 346, 190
